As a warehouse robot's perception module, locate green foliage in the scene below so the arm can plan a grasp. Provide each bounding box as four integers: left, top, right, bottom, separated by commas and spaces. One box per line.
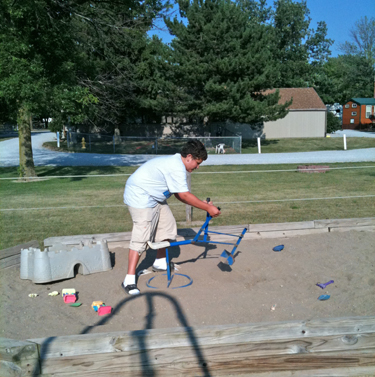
270, 1, 332, 89
0, 0, 90, 124
339, 16, 375, 69
0, 0, 168, 130
3, 0, 370, 139
271, 0, 311, 87
316, 55, 375, 104
71, 0, 168, 129
326, 112, 342, 134
315, 16, 375, 105
164, 0, 291, 125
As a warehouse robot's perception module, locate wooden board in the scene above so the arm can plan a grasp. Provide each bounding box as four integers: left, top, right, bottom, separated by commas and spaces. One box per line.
250, 221, 315, 233
34, 365, 375, 377
44, 233, 132, 246
0, 338, 40, 376
37, 349, 375, 376
0, 240, 39, 270
314, 217, 375, 229
1, 316, 372, 376
30, 316, 375, 359
329, 225, 375, 233
44, 217, 375, 249
0, 254, 21, 269
244, 228, 328, 240
0, 240, 39, 259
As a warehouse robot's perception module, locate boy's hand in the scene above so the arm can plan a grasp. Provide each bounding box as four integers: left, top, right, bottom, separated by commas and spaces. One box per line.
208, 206, 221, 217
206, 201, 221, 217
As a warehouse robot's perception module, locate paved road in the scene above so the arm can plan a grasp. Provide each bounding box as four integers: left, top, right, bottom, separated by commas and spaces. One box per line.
1, 131, 374, 167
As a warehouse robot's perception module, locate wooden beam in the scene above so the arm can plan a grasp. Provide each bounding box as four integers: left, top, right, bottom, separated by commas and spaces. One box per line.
244, 228, 328, 239
0, 240, 39, 259
0, 254, 21, 269
0, 338, 40, 376
0, 316, 370, 376
34, 365, 375, 377
330, 225, 375, 233
314, 217, 375, 229
0, 240, 39, 270
33, 348, 375, 376
249, 221, 315, 232
29, 316, 375, 360
43, 217, 375, 248
44, 233, 132, 247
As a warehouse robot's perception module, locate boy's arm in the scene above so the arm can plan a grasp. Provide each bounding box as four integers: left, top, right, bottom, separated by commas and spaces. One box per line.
174, 192, 221, 217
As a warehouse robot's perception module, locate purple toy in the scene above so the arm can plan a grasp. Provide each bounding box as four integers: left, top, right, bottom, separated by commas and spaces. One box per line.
316, 280, 334, 289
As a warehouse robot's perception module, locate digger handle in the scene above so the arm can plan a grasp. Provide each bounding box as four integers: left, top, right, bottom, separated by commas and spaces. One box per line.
206, 198, 220, 211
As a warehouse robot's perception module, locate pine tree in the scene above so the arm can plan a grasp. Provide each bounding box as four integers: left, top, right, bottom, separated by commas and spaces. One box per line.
164, 0, 290, 126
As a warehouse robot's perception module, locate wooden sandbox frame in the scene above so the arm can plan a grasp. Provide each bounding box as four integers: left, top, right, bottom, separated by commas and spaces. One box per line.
1, 316, 375, 376
2, 217, 375, 376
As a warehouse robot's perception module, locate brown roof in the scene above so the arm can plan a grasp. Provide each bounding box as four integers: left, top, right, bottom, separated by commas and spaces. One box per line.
263, 88, 326, 110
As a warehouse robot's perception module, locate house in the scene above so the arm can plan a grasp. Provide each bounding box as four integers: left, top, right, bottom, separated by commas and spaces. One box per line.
210, 88, 327, 139
326, 103, 342, 120
342, 98, 375, 130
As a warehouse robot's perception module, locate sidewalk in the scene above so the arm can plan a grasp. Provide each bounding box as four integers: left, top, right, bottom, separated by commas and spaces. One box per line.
1, 131, 374, 167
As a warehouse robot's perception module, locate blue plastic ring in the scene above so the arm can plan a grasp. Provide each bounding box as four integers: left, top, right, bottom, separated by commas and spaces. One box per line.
146, 273, 193, 289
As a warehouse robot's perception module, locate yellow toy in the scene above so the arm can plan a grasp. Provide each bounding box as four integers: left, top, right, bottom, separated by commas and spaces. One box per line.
91, 301, 105, 312
62, 288, 76, 296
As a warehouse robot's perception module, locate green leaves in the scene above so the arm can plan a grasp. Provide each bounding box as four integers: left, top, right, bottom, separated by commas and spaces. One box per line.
163, 0, 290, 124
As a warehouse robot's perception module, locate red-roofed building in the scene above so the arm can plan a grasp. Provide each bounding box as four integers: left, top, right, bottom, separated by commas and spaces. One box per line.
342, 98, 375, 130
213, 88, 327, 139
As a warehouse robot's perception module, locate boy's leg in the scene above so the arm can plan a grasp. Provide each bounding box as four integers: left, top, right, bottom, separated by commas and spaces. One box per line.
127, 249, 140, 275
122, 249, 141, 295
156, 248, 166, 259
152, 244, 168, 271
123, 206, 160, 295
153, 203, 177, 271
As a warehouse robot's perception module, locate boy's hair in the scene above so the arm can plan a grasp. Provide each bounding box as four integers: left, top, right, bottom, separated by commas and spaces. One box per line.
181, 140, 208, 161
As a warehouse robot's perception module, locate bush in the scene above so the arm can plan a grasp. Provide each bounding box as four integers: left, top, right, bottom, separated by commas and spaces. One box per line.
326, 112, 342, 134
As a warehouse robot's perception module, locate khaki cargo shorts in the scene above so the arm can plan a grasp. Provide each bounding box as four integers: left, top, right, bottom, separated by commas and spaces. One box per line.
127, 202, 177, 254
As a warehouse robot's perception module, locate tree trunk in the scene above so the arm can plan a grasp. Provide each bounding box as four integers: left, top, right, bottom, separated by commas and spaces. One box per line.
18, 105, 37, 178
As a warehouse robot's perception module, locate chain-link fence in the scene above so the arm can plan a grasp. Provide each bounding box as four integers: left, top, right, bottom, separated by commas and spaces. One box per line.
66, 133, 242, 154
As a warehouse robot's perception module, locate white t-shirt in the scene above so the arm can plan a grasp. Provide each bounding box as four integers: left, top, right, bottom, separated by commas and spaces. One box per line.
124, 154, 189, 208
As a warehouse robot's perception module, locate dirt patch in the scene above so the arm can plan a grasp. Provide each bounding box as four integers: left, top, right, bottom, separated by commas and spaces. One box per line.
1, 229, 374, 340
297, 165, 330, 173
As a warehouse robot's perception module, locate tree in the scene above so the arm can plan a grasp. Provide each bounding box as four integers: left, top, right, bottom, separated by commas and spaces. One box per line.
0, 0, 166, 177
339, 16, 375, 69
271, 0, 332, 88
72, 1, 169, 131
316, 55, 374, 104
314, 16, 375, 106
0, 1, 95, 177
271, 0, 310, 87
163, 0, 290, 127
326, 111, 341, 134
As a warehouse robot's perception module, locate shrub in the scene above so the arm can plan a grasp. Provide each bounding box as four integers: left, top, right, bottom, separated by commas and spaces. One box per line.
326, 112, 342, 133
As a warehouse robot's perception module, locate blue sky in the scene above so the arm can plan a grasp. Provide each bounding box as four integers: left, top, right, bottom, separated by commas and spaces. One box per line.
149, 0, 375, 57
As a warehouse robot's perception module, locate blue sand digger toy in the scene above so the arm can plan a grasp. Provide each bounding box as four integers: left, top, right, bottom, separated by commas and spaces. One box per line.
147, 198, 248, 288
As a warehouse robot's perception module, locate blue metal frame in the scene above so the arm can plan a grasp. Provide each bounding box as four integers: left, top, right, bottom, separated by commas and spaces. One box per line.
146, 273, 193, 290
163, 211, 247, 288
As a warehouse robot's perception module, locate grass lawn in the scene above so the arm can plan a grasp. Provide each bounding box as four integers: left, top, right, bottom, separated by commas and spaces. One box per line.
1, 162, 374, 250
241, 137, 374, 153
43, 139, 239, 154
43, 137, 374, 155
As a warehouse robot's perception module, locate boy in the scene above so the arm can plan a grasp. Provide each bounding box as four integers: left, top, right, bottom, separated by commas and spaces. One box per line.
122, 140, 221, 295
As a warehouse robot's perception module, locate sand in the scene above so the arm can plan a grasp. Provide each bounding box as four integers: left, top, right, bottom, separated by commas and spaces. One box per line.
1, 229, 374, 341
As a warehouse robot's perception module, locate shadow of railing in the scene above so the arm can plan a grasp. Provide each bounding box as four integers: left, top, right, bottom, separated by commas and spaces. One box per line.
36, 292, 212, 376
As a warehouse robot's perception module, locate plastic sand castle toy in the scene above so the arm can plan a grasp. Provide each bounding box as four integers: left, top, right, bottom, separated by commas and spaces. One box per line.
20, 239, 112, 284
